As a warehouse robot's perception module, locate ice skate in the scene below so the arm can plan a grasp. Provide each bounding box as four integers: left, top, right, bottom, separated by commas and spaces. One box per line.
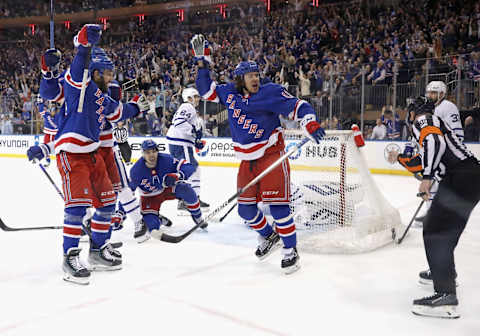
281, 247, 300, 275
418, 269, 458, 287
177, 200, 190, 216
412, 293, 459, 319
199, 199, 210, 212
255, 231, 281, 260
88, 243, 122, 271
134, 219, 151, 243
63, 247, 90, 285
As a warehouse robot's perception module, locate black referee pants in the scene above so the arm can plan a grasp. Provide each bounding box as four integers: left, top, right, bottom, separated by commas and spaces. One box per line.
118, 142, 132, 163
423, 158, 480, 294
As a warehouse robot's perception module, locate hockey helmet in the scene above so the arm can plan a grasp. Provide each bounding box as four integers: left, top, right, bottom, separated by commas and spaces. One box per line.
89, 47, 114, 75
182, 87, 200, 103
141, 139, 158, 152
406, 96, 434, 125
426, 81, 447, 101
233, 61, 260, 77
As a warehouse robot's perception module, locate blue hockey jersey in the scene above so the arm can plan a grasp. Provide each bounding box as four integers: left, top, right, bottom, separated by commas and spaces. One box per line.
196, 67, 316, 160
53, 45, 140, 154
129, 153, 195, 197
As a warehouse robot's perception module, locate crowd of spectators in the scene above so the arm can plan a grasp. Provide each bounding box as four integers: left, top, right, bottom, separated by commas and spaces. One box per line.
1, 0, 480, 139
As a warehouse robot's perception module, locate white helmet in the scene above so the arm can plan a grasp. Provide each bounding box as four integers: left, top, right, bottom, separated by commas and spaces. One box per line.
426, 81, 447, 96
182, 87, 200, 103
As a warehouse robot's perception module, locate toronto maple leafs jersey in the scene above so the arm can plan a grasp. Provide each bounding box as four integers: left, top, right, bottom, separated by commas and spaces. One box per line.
434, 99, 464, 141
196, 67, 316, 160
166, 102, 201, 146
129, 153, 195, 197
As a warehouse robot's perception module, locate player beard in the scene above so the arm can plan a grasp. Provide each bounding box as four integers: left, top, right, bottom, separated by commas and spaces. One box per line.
93, 77, 108, 93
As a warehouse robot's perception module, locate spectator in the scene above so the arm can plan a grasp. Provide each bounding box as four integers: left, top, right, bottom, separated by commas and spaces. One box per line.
381, 107, 401, 140
1, 114, 13, 134
464, 116, 480, 142
370, 118, 387, 140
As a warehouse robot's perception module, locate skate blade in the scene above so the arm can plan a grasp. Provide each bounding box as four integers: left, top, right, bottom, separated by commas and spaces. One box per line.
256, 242, 282, 261
135, 232, 152, 244
88, 264, 122, 272
283, 263, 301, 275
63, 274, 90, 285
418, 279, 458, 287
412, 305, 460, 319
418, 278, 433, 286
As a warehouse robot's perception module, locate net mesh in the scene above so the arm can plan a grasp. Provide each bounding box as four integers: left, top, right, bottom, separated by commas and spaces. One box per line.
284, 130, 403, 254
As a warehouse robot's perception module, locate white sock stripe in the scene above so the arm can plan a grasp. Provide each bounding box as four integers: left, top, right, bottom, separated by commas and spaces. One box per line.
276, 221, 294, 229
274, 213, 293, 224
91, 219, 111, 225
278, 231, 296, 237
63, 233, 81, 238
91, 229, 110, 233
246, 211, 261, 223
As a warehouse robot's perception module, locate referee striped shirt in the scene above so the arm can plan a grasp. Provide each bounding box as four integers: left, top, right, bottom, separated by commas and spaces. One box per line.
412, 114, 475, 179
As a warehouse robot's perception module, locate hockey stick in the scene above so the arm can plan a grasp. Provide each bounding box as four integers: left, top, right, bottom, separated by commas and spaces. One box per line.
219, 203, 237, 222
159, 137, 310, 243
0, 164, 64, 231
396, 199, 425, 244
0, 217, 62, 231
396, 181, 436, 244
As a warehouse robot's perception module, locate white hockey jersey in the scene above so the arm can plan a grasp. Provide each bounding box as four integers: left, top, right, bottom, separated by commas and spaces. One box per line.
166, 102, 201, 146
434, 99, 464, 141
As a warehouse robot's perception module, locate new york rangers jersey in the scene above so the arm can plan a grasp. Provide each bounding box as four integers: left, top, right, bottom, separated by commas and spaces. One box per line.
40, 47, 139, 154
129, 153, 195, 197
166, 102, 201, 146
55, 46, 139, 154
196, 67, 316, 160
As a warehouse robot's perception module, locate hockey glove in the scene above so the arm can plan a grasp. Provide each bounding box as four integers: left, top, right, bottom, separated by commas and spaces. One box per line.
111, 210, 126, 231
130, 94, 150, 114
300, 114, 325, 144
74, 24, 102, 48
191, 34, 212, 65
403, 142, 415, 158
41, 48, 62, 79
163, 173, 182, 188
195, 139, 205, 150
27, 144, 51, 162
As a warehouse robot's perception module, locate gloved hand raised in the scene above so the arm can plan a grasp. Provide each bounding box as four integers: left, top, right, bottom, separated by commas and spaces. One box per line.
74, 24, 102, 48
190, 34, 212, 65
41, 48, 62, 79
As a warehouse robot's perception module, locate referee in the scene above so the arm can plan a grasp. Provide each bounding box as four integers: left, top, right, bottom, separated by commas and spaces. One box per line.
407, 97, 480, 318
113, 121, 132, 164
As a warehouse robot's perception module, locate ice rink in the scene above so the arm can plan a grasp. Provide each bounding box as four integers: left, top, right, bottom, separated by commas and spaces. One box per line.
1, 157, 479, 336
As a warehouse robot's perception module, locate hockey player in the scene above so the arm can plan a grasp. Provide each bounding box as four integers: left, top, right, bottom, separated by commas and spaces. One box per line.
27, 24, 149, 285
166, 87, 210, 215
192, 34, 325, 274
406, 97, 480, 318
129, 139, 207, 243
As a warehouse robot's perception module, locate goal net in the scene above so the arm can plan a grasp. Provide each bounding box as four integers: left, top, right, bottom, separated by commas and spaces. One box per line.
283, 130, 403, 254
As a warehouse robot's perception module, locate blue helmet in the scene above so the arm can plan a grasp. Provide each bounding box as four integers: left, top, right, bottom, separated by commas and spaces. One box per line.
89, 47, 114, 75
233, 61, 259, 77
141, 139, 158, 152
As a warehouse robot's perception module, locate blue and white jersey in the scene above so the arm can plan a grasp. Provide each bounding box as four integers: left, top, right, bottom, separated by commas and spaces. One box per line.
434, 99, 464, 141
129, 153, 195, 197
196, 67, 316, 160
52, 45, 140, 154
166, 102, 200, 147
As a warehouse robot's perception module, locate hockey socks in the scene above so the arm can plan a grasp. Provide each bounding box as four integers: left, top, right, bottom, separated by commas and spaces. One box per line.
239, 204, 273, 237
90, 205, 115, 248
270, 205, 296, 249
63, 207, 87, 254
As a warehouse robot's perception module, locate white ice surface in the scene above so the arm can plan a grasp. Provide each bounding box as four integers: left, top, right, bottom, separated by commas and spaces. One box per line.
0, 158, 479, 336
